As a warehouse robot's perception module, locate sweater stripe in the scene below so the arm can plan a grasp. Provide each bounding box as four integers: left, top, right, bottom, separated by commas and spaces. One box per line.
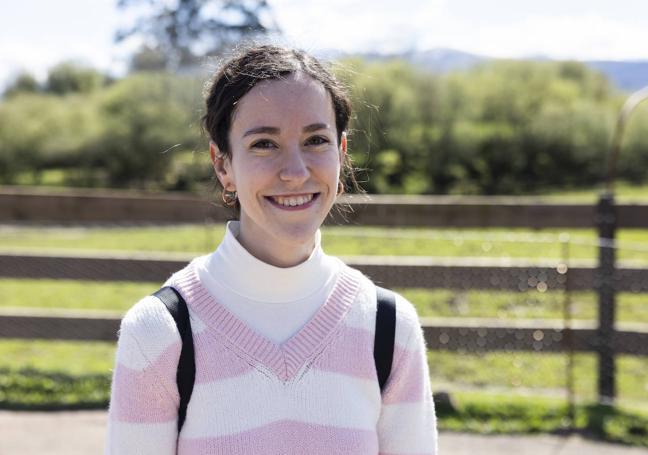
182, 369, 379, 438
178, 420, 378, 455
106, 263, 437, 454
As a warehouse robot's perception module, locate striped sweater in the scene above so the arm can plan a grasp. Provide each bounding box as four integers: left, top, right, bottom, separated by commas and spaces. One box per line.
106, 262, 437, 454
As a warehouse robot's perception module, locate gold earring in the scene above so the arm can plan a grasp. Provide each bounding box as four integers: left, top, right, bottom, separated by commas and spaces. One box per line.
221, 189, 237, 207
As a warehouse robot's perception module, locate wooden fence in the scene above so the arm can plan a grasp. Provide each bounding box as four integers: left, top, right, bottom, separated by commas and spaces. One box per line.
1, 187, 648, 402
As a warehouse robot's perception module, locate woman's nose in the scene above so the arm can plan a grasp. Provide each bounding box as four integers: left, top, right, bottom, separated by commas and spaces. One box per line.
279, 147, 310, 184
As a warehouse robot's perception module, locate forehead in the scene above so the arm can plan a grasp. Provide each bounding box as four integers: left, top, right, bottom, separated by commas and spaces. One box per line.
231, 72, 335, 131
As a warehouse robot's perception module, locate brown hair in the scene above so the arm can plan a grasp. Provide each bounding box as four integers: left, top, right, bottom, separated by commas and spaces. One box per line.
201, 44, 359, 209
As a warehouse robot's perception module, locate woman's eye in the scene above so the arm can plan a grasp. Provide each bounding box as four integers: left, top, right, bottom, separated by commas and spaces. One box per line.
306, 135, 329, 146
251, 139, 276, 149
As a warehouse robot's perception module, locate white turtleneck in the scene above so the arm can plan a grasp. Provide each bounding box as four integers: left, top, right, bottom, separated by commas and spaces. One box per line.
193, 221, 343, 344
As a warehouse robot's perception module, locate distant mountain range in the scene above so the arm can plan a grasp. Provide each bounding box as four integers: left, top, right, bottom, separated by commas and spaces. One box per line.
349, 48, 648, 93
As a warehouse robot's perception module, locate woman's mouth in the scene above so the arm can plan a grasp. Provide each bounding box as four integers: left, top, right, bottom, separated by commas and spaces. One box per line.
266, 193, 319, 210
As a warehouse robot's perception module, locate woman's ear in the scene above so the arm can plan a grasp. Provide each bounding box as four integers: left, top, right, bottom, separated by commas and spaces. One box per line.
340, 132, 347, 155
210, 142, 235, 191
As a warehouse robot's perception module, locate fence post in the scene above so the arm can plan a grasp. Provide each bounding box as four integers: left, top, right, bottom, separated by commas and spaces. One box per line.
596, 191, 616, 403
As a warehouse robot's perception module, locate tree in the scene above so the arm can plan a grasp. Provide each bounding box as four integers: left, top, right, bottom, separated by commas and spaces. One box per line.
89, 73, 200, 187
3, 72, 40, 98
116, 0, 279, 70
129, 44, 169, 72
45, 62, 105, 95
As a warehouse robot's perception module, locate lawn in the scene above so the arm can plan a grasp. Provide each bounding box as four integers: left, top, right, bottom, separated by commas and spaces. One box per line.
3, 279, 648, 324
1, 220, 647, 444
1, 224, 648, 263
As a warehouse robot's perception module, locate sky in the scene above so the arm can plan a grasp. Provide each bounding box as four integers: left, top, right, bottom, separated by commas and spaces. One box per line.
2, 0, 648, 87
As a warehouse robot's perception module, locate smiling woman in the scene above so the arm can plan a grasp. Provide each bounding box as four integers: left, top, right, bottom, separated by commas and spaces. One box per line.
211, 72, 344, 267
105, 45, 437, 455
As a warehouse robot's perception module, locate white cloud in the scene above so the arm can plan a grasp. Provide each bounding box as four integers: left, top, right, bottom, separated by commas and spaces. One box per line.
270, 0, 449, 53
425, 13, 648, 60
2, 0, 648, 89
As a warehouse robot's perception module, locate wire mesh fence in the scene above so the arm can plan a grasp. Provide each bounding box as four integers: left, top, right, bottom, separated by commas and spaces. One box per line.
1, 219, 647, 416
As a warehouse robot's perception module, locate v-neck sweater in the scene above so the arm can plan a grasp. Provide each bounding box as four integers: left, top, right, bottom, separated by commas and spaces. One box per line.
194, 221, 342, 344
106, 259, 438, 454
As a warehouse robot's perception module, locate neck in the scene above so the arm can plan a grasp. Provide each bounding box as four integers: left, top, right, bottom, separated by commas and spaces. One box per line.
237, 224, 317, 268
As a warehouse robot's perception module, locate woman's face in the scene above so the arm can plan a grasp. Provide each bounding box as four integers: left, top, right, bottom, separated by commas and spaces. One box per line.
211, 72, 345, 267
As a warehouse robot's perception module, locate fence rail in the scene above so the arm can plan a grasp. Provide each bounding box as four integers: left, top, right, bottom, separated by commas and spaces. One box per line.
2, 188, 648, 403
2, 252, 648, 292
2, 310, 647, 356
2, 187, 648, 228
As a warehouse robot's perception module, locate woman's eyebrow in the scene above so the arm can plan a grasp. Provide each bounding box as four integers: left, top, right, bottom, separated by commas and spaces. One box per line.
303, 123, 330, 133
243, 126, 280, 137
243, 123, 330, 137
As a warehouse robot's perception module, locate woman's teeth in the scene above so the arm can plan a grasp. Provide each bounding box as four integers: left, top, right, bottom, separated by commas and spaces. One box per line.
272, 194, 314, 207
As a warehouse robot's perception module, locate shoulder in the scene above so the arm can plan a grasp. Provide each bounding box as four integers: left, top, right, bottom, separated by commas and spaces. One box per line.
116, 293, 181, 369
342, 263, 423, 342
120, 294, 178, 338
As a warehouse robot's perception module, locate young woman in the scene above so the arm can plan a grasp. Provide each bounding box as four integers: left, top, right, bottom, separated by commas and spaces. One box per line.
105, 45, 437, 454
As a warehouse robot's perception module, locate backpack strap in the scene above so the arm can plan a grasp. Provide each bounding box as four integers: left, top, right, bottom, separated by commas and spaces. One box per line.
154, 283, 396, 433
374, 285, 397, 392
153, 286, 195, 433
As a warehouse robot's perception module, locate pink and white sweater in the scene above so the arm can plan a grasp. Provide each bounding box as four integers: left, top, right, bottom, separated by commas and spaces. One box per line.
106, 261, 437, 454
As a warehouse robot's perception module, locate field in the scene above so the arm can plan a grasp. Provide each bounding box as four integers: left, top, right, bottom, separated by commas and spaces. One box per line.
1, 218, 648, 444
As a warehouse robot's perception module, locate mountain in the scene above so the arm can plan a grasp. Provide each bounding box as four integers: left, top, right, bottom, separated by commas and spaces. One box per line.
353, 48, 648, 92
586, 60, 648, 92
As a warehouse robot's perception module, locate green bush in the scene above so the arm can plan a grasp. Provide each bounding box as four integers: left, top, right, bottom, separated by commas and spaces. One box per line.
87, 73, 203, 187
0, 368, 110, 410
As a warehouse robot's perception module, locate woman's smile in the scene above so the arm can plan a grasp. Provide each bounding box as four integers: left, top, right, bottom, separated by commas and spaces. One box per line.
212, 72, 343, 267
265, 192, 320, 210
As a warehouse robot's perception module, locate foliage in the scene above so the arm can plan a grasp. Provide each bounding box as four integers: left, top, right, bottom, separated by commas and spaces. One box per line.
341, 58, 628, 195
1, 362, 647, 445
439, 392, 648, 446
116, 0, 277, 69
2, 57, 648, 192
45, 62, 106, 95
3, 72, 40, 98
0, 368, 110, 410
0, 93, 101, 183
87, 73, 202, 186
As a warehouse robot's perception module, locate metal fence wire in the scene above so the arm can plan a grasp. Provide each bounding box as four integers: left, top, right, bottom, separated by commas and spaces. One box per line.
1, 221, 647, 413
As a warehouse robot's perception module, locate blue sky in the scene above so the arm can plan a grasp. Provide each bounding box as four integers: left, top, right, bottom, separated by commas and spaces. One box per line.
2, 0, 648, 87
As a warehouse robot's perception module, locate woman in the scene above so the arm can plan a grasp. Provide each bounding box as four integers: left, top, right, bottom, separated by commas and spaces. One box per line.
105, 45, 437, 454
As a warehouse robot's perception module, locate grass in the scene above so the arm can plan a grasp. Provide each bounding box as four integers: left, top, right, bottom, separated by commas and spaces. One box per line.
3, 278, 648, 325
2, 224, 648, 263
539, 182, 648, 203
1, 339, 647, 445
439, 392, 648, 446
1, 219, 647, 443
0, 279, 156, 313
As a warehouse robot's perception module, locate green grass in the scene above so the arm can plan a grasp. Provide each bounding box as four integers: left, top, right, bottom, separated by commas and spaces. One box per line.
0, 340, 114, 410
0, 340, 115, 375
2, 340, 647, 445
440, 392, 648, 446
539, 182, 648, 203
2, 224, 648, 263
1, 220, 647, 442
2, 340, 647, 405
429, 352, 648, 404
3, 279, 648, 325
0, 279, 157, 313
14, 169, 68, 187
402, 288, 648, 323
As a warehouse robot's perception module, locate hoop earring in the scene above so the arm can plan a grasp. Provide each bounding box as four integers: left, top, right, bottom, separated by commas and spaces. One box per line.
221, 189, 237, 207
337, 181, 345, 196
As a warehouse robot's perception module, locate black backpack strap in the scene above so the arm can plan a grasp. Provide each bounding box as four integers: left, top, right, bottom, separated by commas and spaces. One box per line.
374, 285, 397, 393
153, 286, 195, 433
